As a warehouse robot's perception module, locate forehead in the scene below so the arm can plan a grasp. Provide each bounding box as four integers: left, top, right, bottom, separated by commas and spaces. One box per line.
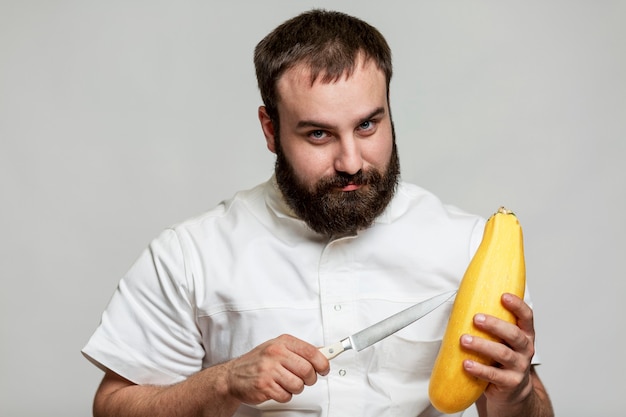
275, 58, 388, 119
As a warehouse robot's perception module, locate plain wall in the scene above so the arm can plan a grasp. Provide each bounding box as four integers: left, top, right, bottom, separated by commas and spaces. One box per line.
1, 1, 624, 416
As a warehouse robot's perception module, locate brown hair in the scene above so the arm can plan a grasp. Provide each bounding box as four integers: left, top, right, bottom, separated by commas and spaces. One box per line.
254, 9, 393, 123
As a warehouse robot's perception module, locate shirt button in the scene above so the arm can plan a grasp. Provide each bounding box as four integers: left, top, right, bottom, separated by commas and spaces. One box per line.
338, 369, 347, 376
333, 304, 342, 311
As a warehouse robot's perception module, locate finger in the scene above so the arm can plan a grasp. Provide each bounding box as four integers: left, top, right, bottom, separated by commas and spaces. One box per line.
473, 312, 534, 359
264, 377, 295, 403
278, 334, 330, 378
273, 365, 306, 397
461, 333, 521, 370
462, 356, 526, 389
502, 293, 535, 335
281, 353, 319, 387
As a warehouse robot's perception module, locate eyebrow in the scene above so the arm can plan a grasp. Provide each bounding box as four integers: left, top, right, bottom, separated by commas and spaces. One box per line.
296, 107, 386, 130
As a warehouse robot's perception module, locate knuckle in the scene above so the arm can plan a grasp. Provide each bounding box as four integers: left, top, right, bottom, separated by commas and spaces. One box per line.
483, 365, 499, 382
253, 376, 273, 393
499, 347, 517, 365
264, 342, 285, 358
275, 391, 293, 403
512, 371, 525, 387
303, 368, 318, 386
302, 342, 319, 357
293, 381, 306, 394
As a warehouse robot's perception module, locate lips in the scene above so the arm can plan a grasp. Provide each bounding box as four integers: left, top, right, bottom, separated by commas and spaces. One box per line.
342, 183, 361, 191
324, 171, 369, 193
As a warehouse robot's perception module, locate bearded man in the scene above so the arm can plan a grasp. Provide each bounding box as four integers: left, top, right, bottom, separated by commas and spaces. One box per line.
83, 9, 553, 417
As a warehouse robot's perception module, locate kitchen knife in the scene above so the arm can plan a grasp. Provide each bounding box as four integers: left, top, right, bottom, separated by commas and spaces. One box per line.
319, 290, 456, 360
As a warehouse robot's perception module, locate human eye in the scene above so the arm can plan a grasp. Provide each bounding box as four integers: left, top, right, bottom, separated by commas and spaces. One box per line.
357, 120, 377, 135
308, 129, 330, 142
359, 121, 372, 130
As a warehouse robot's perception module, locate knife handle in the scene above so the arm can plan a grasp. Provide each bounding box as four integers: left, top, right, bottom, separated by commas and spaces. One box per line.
319, 341, 345, 360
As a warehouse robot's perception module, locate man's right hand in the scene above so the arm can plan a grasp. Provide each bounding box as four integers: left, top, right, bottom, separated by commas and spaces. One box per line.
224, 334, 331, 404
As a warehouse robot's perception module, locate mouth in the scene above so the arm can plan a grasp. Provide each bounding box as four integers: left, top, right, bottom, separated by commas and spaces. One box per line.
341, 183, 362, 192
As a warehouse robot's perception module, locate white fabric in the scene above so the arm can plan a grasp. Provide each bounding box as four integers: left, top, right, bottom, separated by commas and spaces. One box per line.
83, 177, 530, 417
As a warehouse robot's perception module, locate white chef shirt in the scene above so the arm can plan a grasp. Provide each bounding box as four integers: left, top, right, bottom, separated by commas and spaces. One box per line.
83, 177, 529, 417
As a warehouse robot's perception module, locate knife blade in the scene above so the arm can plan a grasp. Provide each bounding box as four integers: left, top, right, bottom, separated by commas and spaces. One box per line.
319, 290, 456, 360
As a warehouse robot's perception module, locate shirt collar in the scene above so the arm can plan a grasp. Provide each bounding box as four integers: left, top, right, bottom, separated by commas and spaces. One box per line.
265, 175, 299, 220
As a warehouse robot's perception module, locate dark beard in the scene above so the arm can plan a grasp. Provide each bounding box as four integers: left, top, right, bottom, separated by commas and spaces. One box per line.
274, 140, 400, 237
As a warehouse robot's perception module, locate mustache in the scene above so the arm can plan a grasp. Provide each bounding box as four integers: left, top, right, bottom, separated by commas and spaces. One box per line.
321, 170, 371, 189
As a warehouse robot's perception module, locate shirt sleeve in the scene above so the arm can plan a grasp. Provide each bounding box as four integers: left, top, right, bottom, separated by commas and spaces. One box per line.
82, 228, 204, 385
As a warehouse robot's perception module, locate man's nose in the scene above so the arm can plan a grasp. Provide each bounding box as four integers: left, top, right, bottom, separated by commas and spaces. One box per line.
333, 136, 364, 175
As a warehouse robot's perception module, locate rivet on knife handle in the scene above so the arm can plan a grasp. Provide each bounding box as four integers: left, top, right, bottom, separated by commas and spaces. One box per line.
319, 340, 348, 360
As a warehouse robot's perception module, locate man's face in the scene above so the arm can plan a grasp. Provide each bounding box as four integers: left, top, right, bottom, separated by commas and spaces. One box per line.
259, 57, 399, 236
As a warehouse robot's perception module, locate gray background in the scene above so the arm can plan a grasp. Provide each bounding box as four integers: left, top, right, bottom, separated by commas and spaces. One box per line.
1, 1, 624, 416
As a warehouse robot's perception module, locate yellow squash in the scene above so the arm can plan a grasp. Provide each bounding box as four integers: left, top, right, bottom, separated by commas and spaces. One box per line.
428, 207, 526, 414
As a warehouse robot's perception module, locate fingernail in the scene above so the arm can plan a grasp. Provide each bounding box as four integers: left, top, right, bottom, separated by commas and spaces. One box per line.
463, 359, 474, 369
461, 334, 473, 345
475, 313, 486, 323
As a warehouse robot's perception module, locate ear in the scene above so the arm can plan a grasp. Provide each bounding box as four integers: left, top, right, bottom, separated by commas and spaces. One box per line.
258, 106, 277, 154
